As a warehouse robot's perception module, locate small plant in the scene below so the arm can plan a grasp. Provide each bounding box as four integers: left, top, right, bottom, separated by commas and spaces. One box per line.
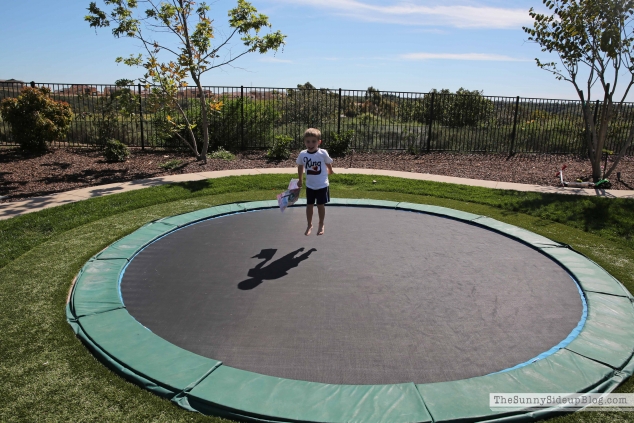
159, 159, 184, 170
266, 135, 293, 160
357, 112, 378, 126
0, 87, 73, 152
103, 139, 130, 162
328, 130, 354, 157
208, 147, 235, 160
406, 143, 421, 155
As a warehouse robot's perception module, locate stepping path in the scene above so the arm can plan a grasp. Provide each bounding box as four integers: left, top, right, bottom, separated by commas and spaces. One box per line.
1, 168, 632, 220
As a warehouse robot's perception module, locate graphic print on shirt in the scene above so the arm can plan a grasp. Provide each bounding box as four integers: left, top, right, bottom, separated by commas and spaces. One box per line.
303, 156, 322, 175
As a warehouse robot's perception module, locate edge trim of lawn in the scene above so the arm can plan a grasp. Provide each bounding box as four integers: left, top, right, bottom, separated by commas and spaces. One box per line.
67, 198, 634, 423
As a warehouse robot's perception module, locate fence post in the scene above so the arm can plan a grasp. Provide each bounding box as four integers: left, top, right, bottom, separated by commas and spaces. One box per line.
137, 83, 145, 150
240, 85, 244, 149
337, 88, 342, 134
426, 92, 435, 152
509, 96, 520, 155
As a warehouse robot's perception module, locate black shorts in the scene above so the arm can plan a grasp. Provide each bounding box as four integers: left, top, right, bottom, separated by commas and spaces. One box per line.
306, 186, 330, 205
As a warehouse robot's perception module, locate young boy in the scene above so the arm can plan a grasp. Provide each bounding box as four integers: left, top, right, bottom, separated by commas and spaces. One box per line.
296, 128, 334, 236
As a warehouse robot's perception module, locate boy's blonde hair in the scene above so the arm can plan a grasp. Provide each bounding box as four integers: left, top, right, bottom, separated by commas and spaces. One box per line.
303, 128, 321, 139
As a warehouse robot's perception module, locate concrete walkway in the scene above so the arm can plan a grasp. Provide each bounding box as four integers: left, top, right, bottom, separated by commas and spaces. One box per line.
1, 167, 632, 220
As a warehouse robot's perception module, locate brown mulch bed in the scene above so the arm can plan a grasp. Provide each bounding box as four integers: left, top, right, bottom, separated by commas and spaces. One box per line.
1, 147, 633, 203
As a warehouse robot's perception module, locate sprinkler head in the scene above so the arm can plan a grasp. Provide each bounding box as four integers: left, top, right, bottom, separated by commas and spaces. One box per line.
617, 172, 622, 182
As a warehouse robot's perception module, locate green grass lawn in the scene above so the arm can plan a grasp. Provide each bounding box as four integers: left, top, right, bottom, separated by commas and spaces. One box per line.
1, 174, 633, 422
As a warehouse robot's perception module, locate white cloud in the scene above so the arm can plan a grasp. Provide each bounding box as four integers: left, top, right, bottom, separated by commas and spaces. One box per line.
259, 57, 294, 63
279, 0, 533, 29
400, 52, 531, 61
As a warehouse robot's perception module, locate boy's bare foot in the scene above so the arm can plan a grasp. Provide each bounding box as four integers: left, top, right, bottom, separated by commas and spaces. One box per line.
305, 225, 313, 236
317, 224, 325, 236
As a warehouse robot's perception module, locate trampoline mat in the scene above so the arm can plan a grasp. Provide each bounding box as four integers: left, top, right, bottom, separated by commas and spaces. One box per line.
121, 206, 583, 385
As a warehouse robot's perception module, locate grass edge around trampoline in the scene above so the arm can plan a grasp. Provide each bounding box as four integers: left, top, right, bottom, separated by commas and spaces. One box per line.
0, 176, 633, 423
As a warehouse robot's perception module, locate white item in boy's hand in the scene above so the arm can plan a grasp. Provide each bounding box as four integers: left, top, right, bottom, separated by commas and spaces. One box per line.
277, 179, 300, 212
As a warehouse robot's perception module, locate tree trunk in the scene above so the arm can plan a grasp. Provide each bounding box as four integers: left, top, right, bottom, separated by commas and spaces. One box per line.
590, 152, 603, 182
582, 93, 614, 183
592, 98, 614, 182
581, 105, 594, 161
580, 102, 602, 181
605, 124, 634, 178
194, 76, 210, 164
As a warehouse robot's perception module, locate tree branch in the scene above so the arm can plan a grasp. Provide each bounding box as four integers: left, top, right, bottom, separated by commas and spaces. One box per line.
172, 127, 199, 155
620, 76, 634, 104
171, 97, 200, 156
201, 27, 240, 62
203, 49, 254, 72
605, 123, 634, 177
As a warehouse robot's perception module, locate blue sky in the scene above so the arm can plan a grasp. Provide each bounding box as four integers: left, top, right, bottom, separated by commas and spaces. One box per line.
1, 0, 630, 100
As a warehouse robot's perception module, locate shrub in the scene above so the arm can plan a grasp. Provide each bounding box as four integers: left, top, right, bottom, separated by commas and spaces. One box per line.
400, 88, 494, 128
154, 97, 278, 152
266, 135, 293, 160
442, 88, 494, 127
211, 97, 278, 150
0, 87, 73, 152
328, 130, 354, 157
159, 159, 185, 170
357, 112, 380, 126
208, 147, 235, 160
343, 97, 358, 118
103, 139, 130, 162
95, 80, 138, 146
406, 143, 421, 155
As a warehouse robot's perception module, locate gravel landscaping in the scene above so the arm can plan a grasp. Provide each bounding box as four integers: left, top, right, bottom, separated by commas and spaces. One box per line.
1, 147, 633, 203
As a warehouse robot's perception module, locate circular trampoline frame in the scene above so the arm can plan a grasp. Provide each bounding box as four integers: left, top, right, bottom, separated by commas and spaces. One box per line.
67, 199, 634, 423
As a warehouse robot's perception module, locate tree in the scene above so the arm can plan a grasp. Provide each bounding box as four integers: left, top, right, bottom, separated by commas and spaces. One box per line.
365, 86, 382, 106
523, 0, 634, 181
396, 88, 492, 127
85, 0, 286, 162
443, 88, 494, 128
296, 82, 316, 90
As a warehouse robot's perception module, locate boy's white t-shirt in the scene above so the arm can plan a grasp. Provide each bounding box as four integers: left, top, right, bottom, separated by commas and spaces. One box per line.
296, 148, 333, 189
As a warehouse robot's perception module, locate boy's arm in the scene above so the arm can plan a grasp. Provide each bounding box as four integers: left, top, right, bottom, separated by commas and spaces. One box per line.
297, 165, 304, 187
324, 151, 334, 175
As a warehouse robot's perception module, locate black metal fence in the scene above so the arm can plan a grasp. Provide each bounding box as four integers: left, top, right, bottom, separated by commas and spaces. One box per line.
1, 81, 634, 155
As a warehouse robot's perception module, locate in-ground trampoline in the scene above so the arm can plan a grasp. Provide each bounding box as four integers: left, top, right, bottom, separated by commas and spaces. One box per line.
67, 199, 634, 423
